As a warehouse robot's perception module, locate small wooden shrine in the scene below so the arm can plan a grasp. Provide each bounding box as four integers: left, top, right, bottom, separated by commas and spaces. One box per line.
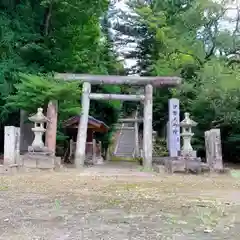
63, 115, 109, 164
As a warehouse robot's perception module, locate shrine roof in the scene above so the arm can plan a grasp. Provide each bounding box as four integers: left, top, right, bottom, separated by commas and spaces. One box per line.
62, 115, 109, 133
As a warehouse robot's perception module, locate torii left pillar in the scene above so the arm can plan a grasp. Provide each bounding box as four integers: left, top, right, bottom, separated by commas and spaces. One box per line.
75, 82, 91, 168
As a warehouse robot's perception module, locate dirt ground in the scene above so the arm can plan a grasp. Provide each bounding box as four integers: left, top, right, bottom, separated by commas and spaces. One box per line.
0, 162, 240, 240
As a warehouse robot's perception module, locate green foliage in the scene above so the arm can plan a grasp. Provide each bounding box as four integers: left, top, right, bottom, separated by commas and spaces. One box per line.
0, 0, 124, 152
130, 0, 240, 161
3, 73, 81, 118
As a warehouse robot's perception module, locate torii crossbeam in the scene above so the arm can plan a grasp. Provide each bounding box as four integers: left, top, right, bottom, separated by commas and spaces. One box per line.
55, 73, 181, 168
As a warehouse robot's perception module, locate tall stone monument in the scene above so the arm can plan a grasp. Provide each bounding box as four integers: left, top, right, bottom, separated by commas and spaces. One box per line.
168, 98, 180, 157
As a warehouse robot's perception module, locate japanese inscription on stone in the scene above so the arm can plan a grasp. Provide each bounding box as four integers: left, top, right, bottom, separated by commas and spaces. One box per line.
168, 98, 180, 157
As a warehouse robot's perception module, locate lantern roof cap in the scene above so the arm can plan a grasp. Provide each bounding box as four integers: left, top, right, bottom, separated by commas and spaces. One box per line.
180, 112, 197, 127
29, 108, 50, 123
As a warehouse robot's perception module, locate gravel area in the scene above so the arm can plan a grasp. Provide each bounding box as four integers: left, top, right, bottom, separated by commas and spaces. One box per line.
0, 162, 240, 239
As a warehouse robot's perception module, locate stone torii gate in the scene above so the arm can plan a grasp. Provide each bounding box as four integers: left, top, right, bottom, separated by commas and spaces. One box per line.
55, 74, 181, 168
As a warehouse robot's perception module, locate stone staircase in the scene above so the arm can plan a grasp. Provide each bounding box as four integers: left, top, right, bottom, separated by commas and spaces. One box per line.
114, 123, 136, 158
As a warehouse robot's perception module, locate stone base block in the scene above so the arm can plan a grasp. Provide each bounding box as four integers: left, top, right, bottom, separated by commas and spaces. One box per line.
37, 157, 55, 169
153, 156, 178, 165
165, 159, 186, 173
0, 164, 19, 175
180, 150, 197, 158
153, 164, 166, 174
164, 156, 210, 174
95, 157, 104, 165
209, 167, 230, 174
21, 153, 58, 169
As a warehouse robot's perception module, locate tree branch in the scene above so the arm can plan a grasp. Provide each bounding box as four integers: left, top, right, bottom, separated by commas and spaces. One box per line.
43, 1, 53, 36
232, 7, 240, 51
204, 7, 228, 61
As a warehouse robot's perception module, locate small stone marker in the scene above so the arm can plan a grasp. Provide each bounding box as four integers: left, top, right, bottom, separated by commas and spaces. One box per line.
4, 126, 20, 165
168, 98, 180, 157
15, 127, 20, 165
205, 128, 223, 171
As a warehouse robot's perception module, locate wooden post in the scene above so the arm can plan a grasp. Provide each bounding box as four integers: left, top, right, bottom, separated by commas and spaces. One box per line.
92, 138, 97, 164
134, 109, 140, 158
143, 84, 153, 168
69, 139, 74, 161
75, 82, 91, 167
45, 100, 58, 155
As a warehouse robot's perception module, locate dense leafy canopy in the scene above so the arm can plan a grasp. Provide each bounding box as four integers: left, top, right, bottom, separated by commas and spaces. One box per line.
2, 0, 240, 162
112, 0, 240, 161
0, 0, 123, 151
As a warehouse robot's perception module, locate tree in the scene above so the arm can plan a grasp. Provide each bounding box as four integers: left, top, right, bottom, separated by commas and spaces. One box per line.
120, 0, 240, 161
0, 0, 124, 152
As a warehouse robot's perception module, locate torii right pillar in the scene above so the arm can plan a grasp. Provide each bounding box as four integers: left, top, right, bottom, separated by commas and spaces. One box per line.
143, 84, 153, 168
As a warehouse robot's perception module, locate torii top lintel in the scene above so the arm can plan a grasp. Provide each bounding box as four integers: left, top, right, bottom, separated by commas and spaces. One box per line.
55, 73, 181, 87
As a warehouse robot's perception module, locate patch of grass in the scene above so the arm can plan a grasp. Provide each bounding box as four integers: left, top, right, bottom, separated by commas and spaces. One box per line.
0, 185, 8, 191
55, 199, 61, 210
230, 170, 240, 178
105, 198, 123, 207
111, 156, 137, 162
124, 183, 139, 190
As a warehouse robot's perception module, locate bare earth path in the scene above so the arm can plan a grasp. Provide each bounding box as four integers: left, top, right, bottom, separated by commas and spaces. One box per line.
0, 162, 240, 240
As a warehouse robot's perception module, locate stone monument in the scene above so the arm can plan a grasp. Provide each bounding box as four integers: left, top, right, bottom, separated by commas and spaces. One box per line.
1, 126, 20, 174
205, 128, 223, 172
168, 98, 180, 157
4, 126, 20, 165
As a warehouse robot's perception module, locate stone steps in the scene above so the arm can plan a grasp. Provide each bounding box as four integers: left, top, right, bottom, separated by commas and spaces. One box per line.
114, 126, 135, 157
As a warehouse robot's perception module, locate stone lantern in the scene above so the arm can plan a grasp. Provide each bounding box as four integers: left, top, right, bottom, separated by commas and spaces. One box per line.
180, 112, 197, 157
28, 108, 49, 152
